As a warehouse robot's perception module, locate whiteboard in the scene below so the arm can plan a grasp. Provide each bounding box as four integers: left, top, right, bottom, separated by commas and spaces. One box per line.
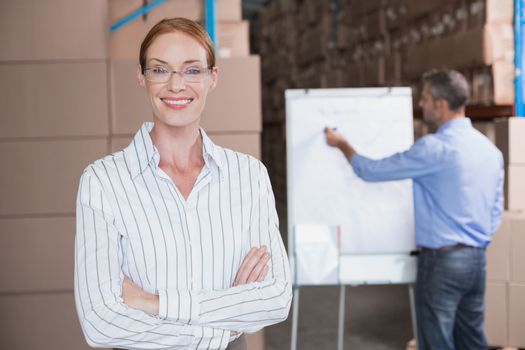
286, 88, 417, 285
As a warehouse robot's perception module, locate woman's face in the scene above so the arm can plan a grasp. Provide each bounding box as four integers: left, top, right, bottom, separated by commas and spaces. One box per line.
137, 31, 218, 130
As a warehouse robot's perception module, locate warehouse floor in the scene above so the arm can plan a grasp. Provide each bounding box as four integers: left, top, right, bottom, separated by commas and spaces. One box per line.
265, 284, 413, 350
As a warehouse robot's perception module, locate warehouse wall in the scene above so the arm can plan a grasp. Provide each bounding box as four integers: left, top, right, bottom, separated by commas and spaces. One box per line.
0, 0, 264, 348
259, 0, 515, 211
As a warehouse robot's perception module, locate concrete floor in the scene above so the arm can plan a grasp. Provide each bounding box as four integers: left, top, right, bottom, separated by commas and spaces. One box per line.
265, 284, 414, 350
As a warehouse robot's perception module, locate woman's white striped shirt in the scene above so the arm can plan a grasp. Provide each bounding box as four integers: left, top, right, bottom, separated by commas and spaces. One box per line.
74, 122, 292, 349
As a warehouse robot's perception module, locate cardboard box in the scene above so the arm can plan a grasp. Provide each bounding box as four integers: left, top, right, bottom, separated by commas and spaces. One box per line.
111, 56, 262, 135
209, 133, 261, 160
0, 293, 101, 350
0, 62, 109, 139
0, 139, 108, 215
111, 132, 261, 160
505, 165, 525, 210
471, 62, 515, 106
468, 0, 514, 28
495, 118, 525, 165
510, 212, 525, 282
451, 24, 514, 67
406, 24, 514, 80
215, 21, 250, 58
486, 211, 511, 282
484, 282, 508, 346
0, 0, 107, 61
109, 0, 241, 24
0, 217, 75, 292
508, 283, 525, 347
491, 61, 515, 105
110, 20, 249, 60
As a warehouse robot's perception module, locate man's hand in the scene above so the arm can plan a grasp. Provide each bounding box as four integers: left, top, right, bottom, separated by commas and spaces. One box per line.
324, 127, 357, 160
122, 276, 159, 316
233, 246, 271, 286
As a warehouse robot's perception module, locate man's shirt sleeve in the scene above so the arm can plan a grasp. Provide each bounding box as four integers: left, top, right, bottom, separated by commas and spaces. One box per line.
350, 135, 452, 182
491, 162, 505, 234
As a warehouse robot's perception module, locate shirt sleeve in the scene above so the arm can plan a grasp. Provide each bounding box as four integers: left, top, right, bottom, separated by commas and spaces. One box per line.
490, 161, 505, 233
158, 161, 293, 333
75, 167, 230, 350
350, 135, 453, 182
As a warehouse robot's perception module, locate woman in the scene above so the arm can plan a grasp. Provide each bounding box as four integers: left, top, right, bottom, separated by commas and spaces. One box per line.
74, 18, 292, 349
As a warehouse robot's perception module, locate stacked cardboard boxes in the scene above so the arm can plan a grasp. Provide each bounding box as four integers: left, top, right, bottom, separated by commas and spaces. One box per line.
492, 119, 525, 347
108, 0, 262, 160
485, 211, 525, 348
109, 0, 248, 60
0, 0, 265, 349
496, 118, 525, 211
0, 0, 110, 349
259, 0, 514, 108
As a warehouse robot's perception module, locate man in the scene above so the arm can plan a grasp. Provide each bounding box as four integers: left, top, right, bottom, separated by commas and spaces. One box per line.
325, 69, 504, 350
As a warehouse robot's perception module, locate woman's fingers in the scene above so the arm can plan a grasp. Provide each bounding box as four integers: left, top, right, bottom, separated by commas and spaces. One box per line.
256, 265, 269, 282
233, 247, 258, 285
234, 247, 265, 285
246, 252, 271, 283
233, 246, 270, 286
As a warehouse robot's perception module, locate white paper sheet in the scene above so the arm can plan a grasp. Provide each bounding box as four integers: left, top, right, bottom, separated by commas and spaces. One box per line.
286, 88, 416, 255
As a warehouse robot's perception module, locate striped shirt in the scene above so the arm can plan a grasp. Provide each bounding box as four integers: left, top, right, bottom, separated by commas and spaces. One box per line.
74, 122, 292, 349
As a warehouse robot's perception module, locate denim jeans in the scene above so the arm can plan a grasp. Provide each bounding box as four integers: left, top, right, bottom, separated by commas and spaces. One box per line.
415, 247, 488, 350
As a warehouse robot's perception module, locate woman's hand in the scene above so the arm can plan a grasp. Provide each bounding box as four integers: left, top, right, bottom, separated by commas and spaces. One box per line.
233, 246, 271, 286
122, 276, 159, 316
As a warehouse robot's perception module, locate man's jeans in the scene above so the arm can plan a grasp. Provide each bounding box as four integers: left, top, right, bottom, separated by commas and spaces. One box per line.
415, 247, 488, 350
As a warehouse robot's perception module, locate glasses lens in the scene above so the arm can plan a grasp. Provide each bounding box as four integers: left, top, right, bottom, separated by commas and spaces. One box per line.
183, 67, 209, 83
144, 67, 170, 83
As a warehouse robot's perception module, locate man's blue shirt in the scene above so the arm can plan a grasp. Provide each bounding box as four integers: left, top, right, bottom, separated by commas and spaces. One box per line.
351, 118, 504, 249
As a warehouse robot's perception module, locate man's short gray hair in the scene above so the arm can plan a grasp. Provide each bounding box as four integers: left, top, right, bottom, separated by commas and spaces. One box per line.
422, 69, 470, 111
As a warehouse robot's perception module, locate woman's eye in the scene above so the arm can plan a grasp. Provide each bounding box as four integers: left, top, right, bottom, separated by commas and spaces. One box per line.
185, 68, 202, 75
152, 67, 169, 74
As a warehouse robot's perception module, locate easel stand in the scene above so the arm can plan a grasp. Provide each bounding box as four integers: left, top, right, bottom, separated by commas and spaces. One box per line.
290, 283, 418, 350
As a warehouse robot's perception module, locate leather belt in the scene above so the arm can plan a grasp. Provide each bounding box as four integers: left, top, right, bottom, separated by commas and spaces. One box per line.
419, 243, 475, 254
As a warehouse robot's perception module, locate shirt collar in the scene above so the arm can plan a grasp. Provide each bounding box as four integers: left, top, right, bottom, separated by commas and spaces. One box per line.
200, 128, 224, 172
123, 122, 224, 179
437, 117, 472, 134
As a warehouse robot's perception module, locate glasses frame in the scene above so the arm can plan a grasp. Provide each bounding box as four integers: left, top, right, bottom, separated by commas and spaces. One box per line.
142, 66, 213, 84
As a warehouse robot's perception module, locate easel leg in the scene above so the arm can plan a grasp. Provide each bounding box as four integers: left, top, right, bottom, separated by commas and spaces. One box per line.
291, 286, 300, 350
337, 285, 346, 350
408, 284, 418, 349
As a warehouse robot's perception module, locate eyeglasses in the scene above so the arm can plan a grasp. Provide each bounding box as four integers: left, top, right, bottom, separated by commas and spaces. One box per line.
143, 65, 212, 83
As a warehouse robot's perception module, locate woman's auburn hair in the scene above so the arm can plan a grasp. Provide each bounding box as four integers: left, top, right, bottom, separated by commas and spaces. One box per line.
139, 17, 216, 72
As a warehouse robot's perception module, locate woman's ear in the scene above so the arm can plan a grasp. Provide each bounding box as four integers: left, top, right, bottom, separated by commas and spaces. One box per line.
136, 64, 146, 88
209, 66, 219, 91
